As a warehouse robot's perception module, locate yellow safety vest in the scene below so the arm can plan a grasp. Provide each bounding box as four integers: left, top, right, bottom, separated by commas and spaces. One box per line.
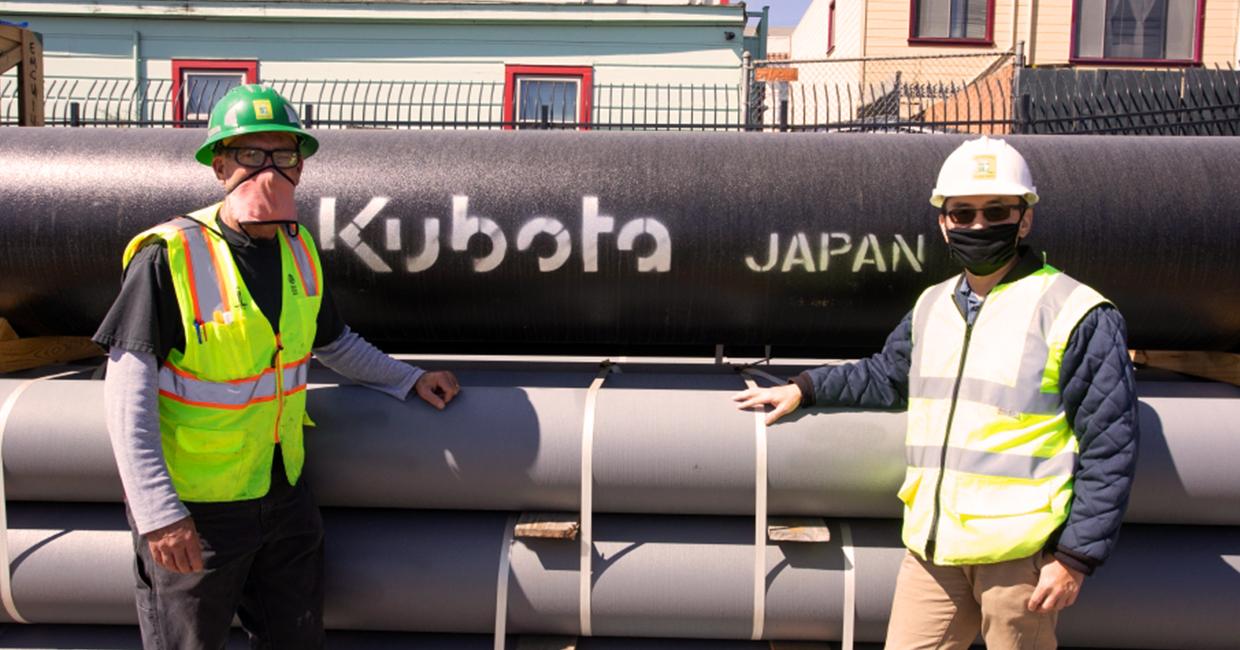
121, 203, 323, 502
901, 263, 1109, 565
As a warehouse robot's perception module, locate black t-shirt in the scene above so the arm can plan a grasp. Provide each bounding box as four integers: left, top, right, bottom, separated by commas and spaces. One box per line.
93, 214, 345, 362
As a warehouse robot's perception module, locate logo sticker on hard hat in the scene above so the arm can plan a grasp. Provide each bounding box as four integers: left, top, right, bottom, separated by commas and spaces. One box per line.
253, 99, 274, 120
972, 155, 997, 180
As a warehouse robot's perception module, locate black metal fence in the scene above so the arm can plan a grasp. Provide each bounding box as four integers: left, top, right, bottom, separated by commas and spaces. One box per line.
1016, 67, 1240, 136
6, 62, 1240, 135
0, 76, 742, 131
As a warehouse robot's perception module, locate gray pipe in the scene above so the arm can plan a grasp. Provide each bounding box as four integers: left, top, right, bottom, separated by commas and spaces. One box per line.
0, 505, 1235, 648
0, 368, 1235, 524
0, 625, 866, 649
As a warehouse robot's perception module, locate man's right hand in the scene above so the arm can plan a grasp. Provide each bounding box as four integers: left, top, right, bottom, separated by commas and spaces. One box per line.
145, 516, 204, 574
732, 383, 803, 426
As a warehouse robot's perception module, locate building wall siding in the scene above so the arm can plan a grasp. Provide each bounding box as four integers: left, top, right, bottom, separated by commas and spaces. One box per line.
8, 15, 744, 84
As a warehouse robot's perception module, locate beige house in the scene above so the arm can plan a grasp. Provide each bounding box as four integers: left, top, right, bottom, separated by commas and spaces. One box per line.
760, 0, 1240, 129
793, 0, 1238, 68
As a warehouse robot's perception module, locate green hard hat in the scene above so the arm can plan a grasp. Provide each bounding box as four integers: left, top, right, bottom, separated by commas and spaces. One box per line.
194, 84, 319, 165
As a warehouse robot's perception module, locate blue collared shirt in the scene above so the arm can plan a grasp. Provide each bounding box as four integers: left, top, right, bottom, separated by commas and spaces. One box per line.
955, 276, 985, 326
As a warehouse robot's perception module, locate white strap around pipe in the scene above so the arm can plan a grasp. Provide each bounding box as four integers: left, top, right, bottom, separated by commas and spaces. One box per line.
493, 513, 518, 650
840, 521, 856, 650
579, 363, 613, 637
742, 375, 768, 641
0, 369, 83, 624
740, 366, 785, 388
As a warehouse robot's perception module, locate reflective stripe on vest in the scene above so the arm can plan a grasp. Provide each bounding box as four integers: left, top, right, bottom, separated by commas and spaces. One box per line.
905, 440, 1076, 481
158, 354, 310, 410
909, 271, 1084, 415
173, 218, 233, 326
901, 264, 1109, 566
285, 230, 321, 297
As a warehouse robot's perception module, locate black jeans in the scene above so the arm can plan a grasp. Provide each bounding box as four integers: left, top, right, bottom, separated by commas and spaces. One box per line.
129, 451, 325, 650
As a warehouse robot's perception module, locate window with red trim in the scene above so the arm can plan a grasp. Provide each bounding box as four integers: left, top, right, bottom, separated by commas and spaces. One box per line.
828, 1, 837, 54
1071, 0, 1203, 65
171, 60, 258, 125
909, 0, 995, 45
503, 65, 593, 130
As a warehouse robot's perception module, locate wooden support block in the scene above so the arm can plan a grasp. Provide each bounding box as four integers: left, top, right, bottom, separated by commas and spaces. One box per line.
0, 45, 20, 75
0, 25, 44, 126
18, 28, 44, 127
0, 319, 17, 343
767, 517, 831, 543
515, 635, 578, 650
1131, 350, 1240, 387
0, 336, 102, 373
514, 512, 580, 540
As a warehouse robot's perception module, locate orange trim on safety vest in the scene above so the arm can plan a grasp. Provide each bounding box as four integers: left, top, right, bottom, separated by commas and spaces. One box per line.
162, 353, 311, 385
202, 232, 233, 321
295, 233, 320, 295
157, 382, 307, 411
176, 229, 205, 324
159, 389, 278, 410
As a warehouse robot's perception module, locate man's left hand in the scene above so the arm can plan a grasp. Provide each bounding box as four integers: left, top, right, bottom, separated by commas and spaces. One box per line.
1027, 556, 1085, 613
415, 371, 460, 410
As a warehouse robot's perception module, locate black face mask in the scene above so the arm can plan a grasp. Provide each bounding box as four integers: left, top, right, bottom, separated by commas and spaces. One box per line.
946, 221, 1022, 276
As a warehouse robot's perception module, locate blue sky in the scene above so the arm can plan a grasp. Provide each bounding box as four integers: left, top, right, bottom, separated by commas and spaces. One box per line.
763, 0, 814, 27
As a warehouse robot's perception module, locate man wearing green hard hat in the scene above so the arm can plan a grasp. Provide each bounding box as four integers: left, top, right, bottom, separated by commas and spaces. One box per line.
94, 84, 460, 649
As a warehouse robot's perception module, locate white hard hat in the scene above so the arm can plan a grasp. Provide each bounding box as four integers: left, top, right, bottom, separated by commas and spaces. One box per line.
929, 136, 1039, 208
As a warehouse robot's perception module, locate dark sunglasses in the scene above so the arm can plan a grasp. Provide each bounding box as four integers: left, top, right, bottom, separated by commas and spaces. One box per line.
943, 201, 1027, 226
220, 146, 300, 170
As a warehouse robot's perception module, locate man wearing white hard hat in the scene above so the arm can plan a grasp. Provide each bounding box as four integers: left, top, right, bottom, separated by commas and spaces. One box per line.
735, 137, 1139, 648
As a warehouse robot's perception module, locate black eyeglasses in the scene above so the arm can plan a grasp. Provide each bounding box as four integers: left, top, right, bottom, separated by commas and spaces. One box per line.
220, 147, 300, 169
943, 202, 1026, 226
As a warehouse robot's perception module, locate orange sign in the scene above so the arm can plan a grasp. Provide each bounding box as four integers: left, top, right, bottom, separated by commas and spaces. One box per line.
755, 67, 799, 82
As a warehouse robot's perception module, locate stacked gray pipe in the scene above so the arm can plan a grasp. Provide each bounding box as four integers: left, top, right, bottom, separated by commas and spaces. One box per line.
0, 625, 872, 650
1, 367, 1237, 523
0, 366, 1237, 647
0, 504, 1235, 647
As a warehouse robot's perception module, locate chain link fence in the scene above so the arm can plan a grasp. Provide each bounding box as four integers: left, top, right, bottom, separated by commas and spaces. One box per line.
747, 51, 1017, 133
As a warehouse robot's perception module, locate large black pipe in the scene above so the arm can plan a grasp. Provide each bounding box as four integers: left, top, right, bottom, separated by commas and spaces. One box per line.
2, 129, 1237, 354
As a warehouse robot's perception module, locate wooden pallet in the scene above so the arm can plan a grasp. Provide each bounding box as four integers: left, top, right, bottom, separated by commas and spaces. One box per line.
1131, 350, 1240, 387
0, 24, 44, 126
0, 318, 102, 373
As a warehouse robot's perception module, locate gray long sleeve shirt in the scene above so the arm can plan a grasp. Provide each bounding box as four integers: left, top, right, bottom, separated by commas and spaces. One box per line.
106, 327, 423, 536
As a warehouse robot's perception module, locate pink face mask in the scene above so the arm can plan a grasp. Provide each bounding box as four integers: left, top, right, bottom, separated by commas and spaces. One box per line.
224, 166, 298, 225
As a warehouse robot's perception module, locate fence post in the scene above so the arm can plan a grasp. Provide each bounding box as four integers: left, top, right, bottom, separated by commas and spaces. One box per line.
1012, 41, 1025, 135
741, 51, 753, 131
778, 99, 789, 132
303, 103, 315, 129
1014, 93, 1033, 134
69, 101, 80, 127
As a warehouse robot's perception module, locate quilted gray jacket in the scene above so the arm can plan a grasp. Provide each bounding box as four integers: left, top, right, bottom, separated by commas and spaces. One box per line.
793, 253, 1140, 575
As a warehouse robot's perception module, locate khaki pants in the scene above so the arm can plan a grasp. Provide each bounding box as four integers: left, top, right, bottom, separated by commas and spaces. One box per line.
884, 550, 1057, 650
